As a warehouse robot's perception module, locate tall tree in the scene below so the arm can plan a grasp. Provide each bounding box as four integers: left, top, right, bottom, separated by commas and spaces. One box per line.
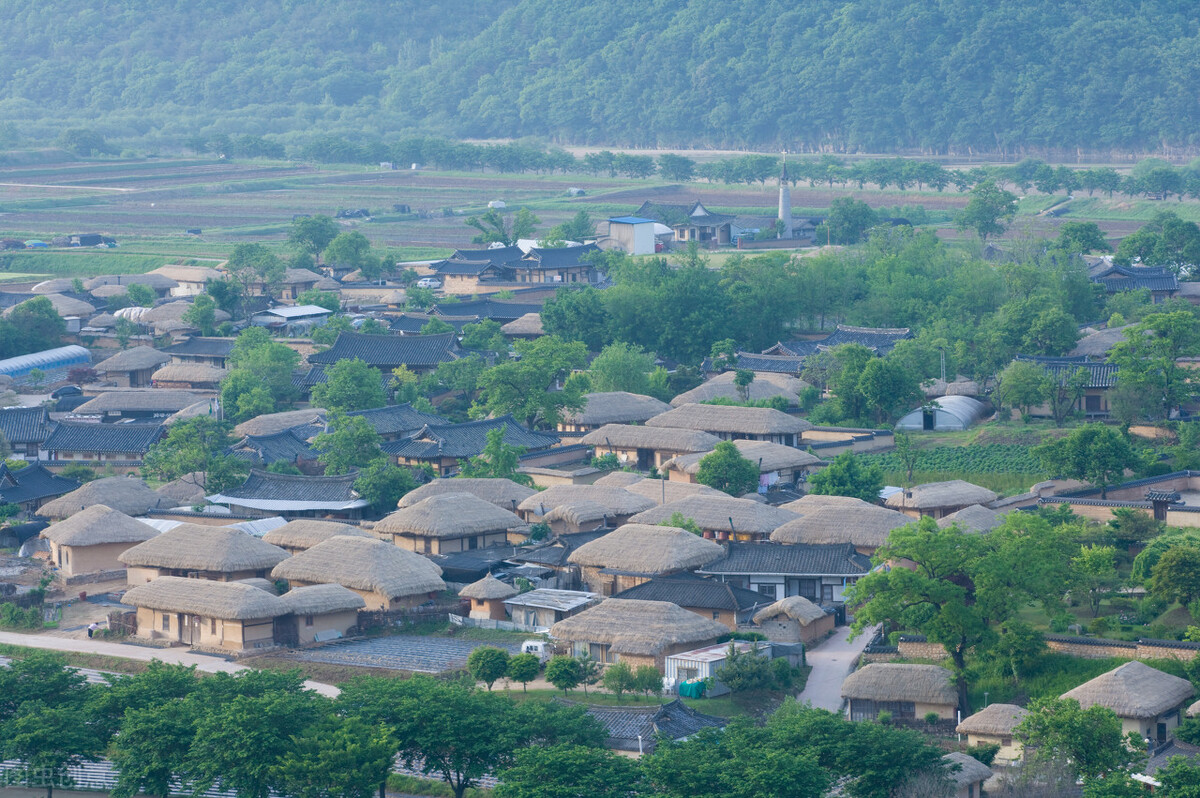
289, 215, 341, 257
695, 441, 759, 497
957, 179, 1018, 242
142, 415, 248, 494
226, 243, 285, 297
806, 452, 883, 503
1033, 423, 1141, 498
475, 336, 588, 428
1014, 698, 1144, 782
314, 412, 385, 475
310, 358, 387, 412
457, 427, 534, 486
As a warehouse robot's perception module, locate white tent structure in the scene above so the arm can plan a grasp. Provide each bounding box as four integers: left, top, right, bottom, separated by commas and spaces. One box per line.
895, 396, 990, 432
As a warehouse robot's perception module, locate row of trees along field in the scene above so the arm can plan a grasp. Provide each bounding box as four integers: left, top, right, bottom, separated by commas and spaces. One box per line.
9, 1, 1200, 152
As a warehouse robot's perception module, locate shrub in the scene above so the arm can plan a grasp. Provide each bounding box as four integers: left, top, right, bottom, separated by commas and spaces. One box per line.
966, 743, 1000, 766
877, 710, 892, 725
924, 711, 940, 726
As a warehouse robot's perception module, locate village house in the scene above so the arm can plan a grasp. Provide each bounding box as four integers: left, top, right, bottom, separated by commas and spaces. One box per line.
119, 523, 289, 584
612, 574, 769, 630
87, 273, 178, 298
1090, 261, 1179, 303
750, 595, 836, 645
507, 244, 600, 284
584, 700, 727, 754
773, 495, 911, 555
205, 468, 370, 520
307, 331, 458, 375
955, 703, 1029, 765
0, 406, 54, 459
458, 573, 519, 620
384, 416, 559, 476
596, 472, 727, 505
397, 477, 537, 511
42, 421, 166, 468
261, 519, 372, 555
279, 583, 367, 645
762, 325, 913, 359
1037, 471, 1200, 527
581, 424, 720, 471
503, 588, 599, 628
242, 267, 323, 299
376, 492, 528, 554
150, 363, 227, 390
148, 263, 226, 297
500, 313, 543, 340
697, 541, 873, 604
663, 640, 802, 697
0, 462, 79, 515
233, 408, 327, 438
672, 370, 811, 408
550, 598, 729, 669
938, 504, 1006, 533
42, 504, 158, 580
628, 495, 800, 542
346, 403, 448, 441
635, 200, 734, 245
72, 390, 212, 422
270, 535, 446, 611
539, 500, 612, 535
251, 304, 333, 334
884, 480, 1000, 520
93, 346, 171, 388
517, 484, 655, 526
645, 403, 812, 447
557, 392, 672, 434
942, 752, 993, 798
662, 439, 822, 490
161, 337, 235, 369
841, 663, 959, 722
154, 473, 207, 507
37, 476, 165, 520
1061, 661, 1194, 747
567, 523, 725, 596
430, 297, 546, 324
228, 428, 323, 474
1014, 355, 1118, 418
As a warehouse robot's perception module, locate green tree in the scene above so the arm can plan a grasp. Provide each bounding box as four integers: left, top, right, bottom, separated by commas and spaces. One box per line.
576, 653, 602, 696
1057, 222, 1111, 254
353, 459, 416, 513
226, 243, 285, 297
314, 412, 384, 475
807, 452, 883, 503
588, 341, 655, 394
540, 287, 611, 352
110, 702, 198, 798
856, 358, 922, 424
658, 153, 696, 182
8, 297, 66, 352
457, 426, 533, 486
289, 215, 341, 257
506, 653, 541, 693
182, 293, 218, 335
223, 327, 300, 411
466, 208, 540, 246
1033, 423, 1141, 498
271, 716, 396, 798
546, 210, 595, 243
205, 278, 243, 317
1108, 312, 1200, 419
545, 656, 581, 695
122, 283, 155, 307
957, 179, 1018, 241
695, 441, 759, 497
1014, 697, 1144, 781
475, 336, 588, 429
3, 703, 105, 798
296, 289, 341, 312
1072, 544, 1120, 618
996, 360, 1050, 417
601, 661, 636, 701
496, 743, 644, 798
633, 665, 663, 699
322, 231, 373, 273
142, 415, 248, 494
421, 317, 455, 335
818, 197, 879, 244
460, 320, 508, 353
1150, 546, 1200, 618
714, 643, 776, 693
310, 358, 387, 412
467, 646, 511, 691
1044, 365, 1091, 427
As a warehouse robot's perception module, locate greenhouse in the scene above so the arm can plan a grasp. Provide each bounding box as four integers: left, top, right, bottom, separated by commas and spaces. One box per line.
0, 345, 91, 378
895, 396, 990, 432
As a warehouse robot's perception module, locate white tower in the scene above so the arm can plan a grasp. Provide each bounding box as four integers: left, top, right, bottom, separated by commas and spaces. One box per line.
778, 158, 793, 239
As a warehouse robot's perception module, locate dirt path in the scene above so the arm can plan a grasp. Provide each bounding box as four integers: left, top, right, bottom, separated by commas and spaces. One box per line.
797, 624, 878, 712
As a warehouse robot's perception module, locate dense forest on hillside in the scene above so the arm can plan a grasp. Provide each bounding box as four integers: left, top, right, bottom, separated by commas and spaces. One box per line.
4, 0, 1200, 153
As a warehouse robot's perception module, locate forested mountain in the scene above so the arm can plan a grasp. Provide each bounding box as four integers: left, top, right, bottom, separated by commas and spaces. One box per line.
4, 0, 1200, 153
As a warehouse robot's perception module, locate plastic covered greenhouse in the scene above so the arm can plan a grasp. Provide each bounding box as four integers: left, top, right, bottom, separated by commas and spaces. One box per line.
0, 345, 91, 377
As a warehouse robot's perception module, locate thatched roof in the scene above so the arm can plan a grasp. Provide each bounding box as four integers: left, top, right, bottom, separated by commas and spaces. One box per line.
884, 480, 998, 511
592, 472, 645, 488
1070, 325, 1132, 358
770, 503, 911, 548
86, 273, 179, 292
118, 524, 289, 572
619, 477, 726, 505
542, 500, 610, 527
165, 401, 220, 426
1061, 661, 1194, 718
151, 363, 228, 384
664, 439, 821, 475
942, 752, 992, 787
780, 494, 882, 513
580, 424, 720, 453
38, 477, 164, 519
235, 577, 279, 594
921, 376, 983, 399
41, 504, 158, 547
74, 389, 208, 414
279, 583, 366, 615
262, 520, 370, 550
549, 598, 728, 655
149, 264, 225, 283
563, 392, 672, 426
518, 485, 656, 518
670, 371, 810, 407
646, 403, 812, 435
234, 409, 327, 437
7, 293, 96, 318
500, 313, 544, 336
956, 703, 1028, 736
89, 284, 136, 299
122, 576, 283, 620
270, 535, 445, 599
459, 573, 518, 600
628, 496, 800, 537
752, 595, 827, 626
841, 664, 958, 706
375, 493, 527, 539
397, 478, 537, 510
568, 524, 724, 573
156, 472, 208, 506
937, 505, 1006, 533
31, 278, 76, 294
95, 346, 171, 373
87, 312, 119, 329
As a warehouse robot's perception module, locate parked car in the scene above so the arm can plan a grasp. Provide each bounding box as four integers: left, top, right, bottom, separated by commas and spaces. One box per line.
416, 277, 442, 289
50, 385, 82, 399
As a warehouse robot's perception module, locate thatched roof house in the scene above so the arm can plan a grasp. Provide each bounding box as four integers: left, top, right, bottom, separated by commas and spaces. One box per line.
663, 439, 821, 485
278, 583, 366, 620
752, 595, 828, 626
842, 664, 958, 721
942, 752, 992, 796
234, 409, 327, 437
956, 703, 1029, 764
42, 504, 158, 578
559, 392, 672, 432
375, 493, 527, 555
670, 371, 809, 407
124, 576, 281, 620
581, 423, 720, 470
262, 520, 370, 554
614, 476, 726, 505
397, 478, 536, 511
884, 480, 999, 519
95, 346, 171, 375
500, 312, 544, 338
517, 485, 655, 524
38, 477, 164, 519
568, 523, 724, 594
459, 573, 519, 620
548, 598, 729, 667
155, 472, 207, 507
119, 524, 290, 583
750, 594, 836, 644
540, 500, 610, 534
645, 403, 812, 446
1061, 661, 1194, 742
937, 504, 1006, 533
593, 471, 646, 488
270, 535, 446, 610
9, 293, 95, 318
770, 501, 911, 553
73, 389, 209, 419
628, 495, 800, 541
151, 363, 228, 388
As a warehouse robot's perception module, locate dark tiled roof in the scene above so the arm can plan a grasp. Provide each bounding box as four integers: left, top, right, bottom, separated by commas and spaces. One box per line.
583, 699, 727, 752
1014, 354, 1119, 388
0, 406, 53, 445
347, 404, 446, 436
1145, 739, 1200, 776
733, 352, 806, 374
430, 299, 543, 322
450, 245, 524, 268
612, 575, 768, 611
382, 415, 559, 460
767, 325, 912, 358
432, 259, 504, 277
230, 429, 320, 465
217, 468, 360, 503
697, 542, 872, 577
292, 365, 392, 393
44, 421, 165, 455
1092, 266, 1179, 294
307, 332, 457, 369
0, 463, 79, 505
161, 337, 235, 358
389, 314, 473, 334
0, 292, 36, 309
508, 529, 612, 567
516, 245, 601, 270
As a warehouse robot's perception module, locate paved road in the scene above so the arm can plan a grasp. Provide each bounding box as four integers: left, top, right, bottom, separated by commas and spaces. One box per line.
797, 624, 878, 712
0, 630, 340, 697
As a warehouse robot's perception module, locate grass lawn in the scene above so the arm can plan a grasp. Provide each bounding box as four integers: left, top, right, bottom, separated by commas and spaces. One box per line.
0, 642, 149, 675
387, 773, 492, 798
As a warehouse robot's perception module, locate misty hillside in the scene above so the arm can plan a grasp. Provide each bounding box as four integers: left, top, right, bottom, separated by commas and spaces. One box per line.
3, 0, 1200, 152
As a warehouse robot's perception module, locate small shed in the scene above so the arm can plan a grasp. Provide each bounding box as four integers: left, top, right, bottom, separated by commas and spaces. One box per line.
942, 752, 992, 798
459, 573, 518, 620
895, 396, 990, 432
93, 346, 171, 388
549, 598, 728, 669
277, 583, 365, 645
1062, 661, 1194, 746
664, 641, 775, 697
751, 595, 835, 644
885, 480, 999, 520
841, 663, 958, 722
955, 703, 1028, 764
607, 216, 656, 255
503, 588, 598, 628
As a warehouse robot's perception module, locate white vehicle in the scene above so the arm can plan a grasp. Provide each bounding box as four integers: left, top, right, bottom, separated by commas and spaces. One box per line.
415, 277, 442, 289
520, 640, 552, 664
